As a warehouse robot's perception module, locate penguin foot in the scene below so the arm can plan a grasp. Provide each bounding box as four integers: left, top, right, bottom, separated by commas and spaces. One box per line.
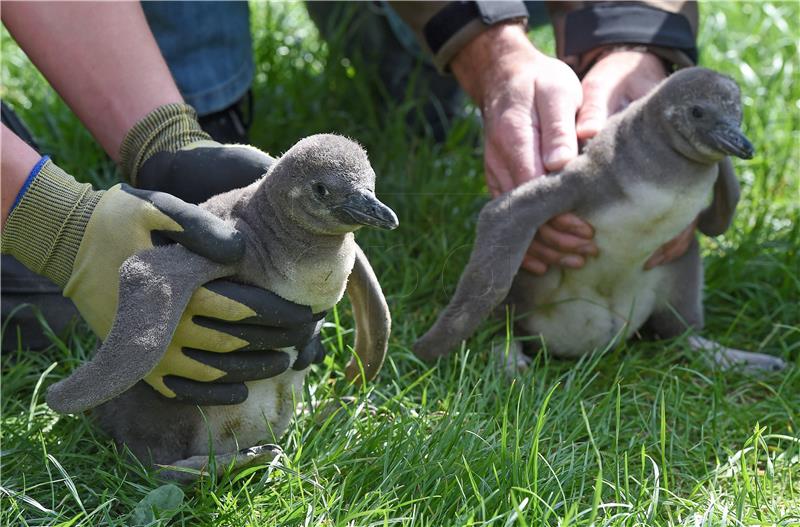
412, 335, 450, 362
689, 336, 787, 373
156, 444, 282, 484
492, 339, 530, 376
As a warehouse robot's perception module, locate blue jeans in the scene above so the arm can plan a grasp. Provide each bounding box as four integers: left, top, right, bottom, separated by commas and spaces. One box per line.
142, 1, 254, 116
143, 1, 549, 115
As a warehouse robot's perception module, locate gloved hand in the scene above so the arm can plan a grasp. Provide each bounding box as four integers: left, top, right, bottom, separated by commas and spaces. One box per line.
2, 157, 323, 406
142, 281, 326, 405
119, 102, 271, 205
116, 103, 328, 404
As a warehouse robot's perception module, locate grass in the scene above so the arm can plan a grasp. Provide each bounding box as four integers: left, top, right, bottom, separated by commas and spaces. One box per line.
1, 2, 798, 525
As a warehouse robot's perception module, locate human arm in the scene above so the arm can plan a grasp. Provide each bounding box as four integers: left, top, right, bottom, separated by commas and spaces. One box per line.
449, 22, 597, 274
1, 124, 42, 227
2, 1, 269, 203
546, 1, 698, 138
1, 2, 181, 160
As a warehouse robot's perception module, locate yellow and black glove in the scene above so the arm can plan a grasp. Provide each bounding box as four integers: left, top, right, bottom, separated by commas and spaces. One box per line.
120, 102, 271, 205
2, 157, 323, 406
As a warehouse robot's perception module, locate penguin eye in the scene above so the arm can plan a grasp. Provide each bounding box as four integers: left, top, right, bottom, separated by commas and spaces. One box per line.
691, 106, 705, 119
313, 183, 329, 198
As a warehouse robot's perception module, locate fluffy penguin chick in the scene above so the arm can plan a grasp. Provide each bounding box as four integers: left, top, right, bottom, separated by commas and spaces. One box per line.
47, 134, 398, 481
415, 67, 785, 373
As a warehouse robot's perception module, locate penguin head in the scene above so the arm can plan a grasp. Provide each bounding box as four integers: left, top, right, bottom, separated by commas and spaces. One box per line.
269, 134, 399, 235
656, 67, 754, 162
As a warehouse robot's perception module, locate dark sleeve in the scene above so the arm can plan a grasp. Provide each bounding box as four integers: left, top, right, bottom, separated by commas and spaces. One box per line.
390, 1, 528, 73
547, 1, 699, 76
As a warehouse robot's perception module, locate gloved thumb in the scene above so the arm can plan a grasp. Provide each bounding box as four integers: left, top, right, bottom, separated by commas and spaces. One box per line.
122, 185, 244, 264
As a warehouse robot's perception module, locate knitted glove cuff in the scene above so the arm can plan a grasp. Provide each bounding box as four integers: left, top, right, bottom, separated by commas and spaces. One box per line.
118, 103, 211, 185
1, 160, 103, 287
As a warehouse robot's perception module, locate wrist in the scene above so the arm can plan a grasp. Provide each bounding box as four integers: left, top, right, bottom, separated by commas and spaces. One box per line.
451, 22, 535, 108
589, 45, 670, 76
1, 124, 45, 226
118, 103, 212, 185
6, 155, 49, 219
415, 1, 529, 73
1, 159, 103, 287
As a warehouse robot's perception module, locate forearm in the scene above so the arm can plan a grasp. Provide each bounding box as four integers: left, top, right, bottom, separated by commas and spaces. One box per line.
1, 124, 44, 226
2, 1, 182, 160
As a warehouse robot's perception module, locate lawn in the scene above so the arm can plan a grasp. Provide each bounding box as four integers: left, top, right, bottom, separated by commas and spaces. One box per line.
1, 2, 798, 526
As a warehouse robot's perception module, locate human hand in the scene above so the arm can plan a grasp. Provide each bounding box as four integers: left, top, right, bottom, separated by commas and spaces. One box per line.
119, 103, 273, 205
70, 184, 324, 404
143, 281, 325, 404
644, 219, 697, 270
451, 24, 596, 275
113, 104, 328, 403
578, 49, 695, 268
576, 48, 668, 140
2, 158, 323, 407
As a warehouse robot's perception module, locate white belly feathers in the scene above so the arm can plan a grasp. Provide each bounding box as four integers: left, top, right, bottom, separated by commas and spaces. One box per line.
193, 357, 306, 454
516, 179, 712, 357
195, 243, 357, 455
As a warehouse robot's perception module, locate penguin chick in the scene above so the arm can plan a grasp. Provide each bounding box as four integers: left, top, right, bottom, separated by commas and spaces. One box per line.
46, 134, 398, 481
415, 67, 785, 373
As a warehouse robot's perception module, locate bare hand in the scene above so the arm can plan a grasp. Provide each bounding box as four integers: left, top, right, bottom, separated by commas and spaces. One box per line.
577, 49, 668, 139
451, 24, 596, 275
645, 219, 697, 270
479, 45, 582, 195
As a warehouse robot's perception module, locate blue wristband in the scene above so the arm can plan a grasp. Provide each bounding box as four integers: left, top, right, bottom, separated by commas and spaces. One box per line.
11, 155, 50, 213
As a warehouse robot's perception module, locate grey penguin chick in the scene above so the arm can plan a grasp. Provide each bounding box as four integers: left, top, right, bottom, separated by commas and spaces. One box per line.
46, 134, 399, 481
415, 68, 785, 373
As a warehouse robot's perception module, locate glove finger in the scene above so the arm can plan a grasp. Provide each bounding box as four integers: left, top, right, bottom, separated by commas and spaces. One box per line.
202, 279, 321, 326
313, 338, 326, 364
193, 316, 315, 350
163, 376, 248, 405
121, 184, 244, 264
182, 348, 291, 382
292, 335, 326, 371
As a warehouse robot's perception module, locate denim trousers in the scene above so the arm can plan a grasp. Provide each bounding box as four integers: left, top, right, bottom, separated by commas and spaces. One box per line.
142, 1, 550, 116
142, 1, 254, 116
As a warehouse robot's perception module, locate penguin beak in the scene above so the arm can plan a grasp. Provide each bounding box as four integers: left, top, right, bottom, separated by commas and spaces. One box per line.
333, 190, 399, 230
709, 122, 754, 159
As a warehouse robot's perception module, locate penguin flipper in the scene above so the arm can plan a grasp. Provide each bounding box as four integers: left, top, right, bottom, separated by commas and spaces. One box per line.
698, 157, 741, 237
344, 244, 391, 384
46, 246, 230, 414
414, 169, 590, 361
